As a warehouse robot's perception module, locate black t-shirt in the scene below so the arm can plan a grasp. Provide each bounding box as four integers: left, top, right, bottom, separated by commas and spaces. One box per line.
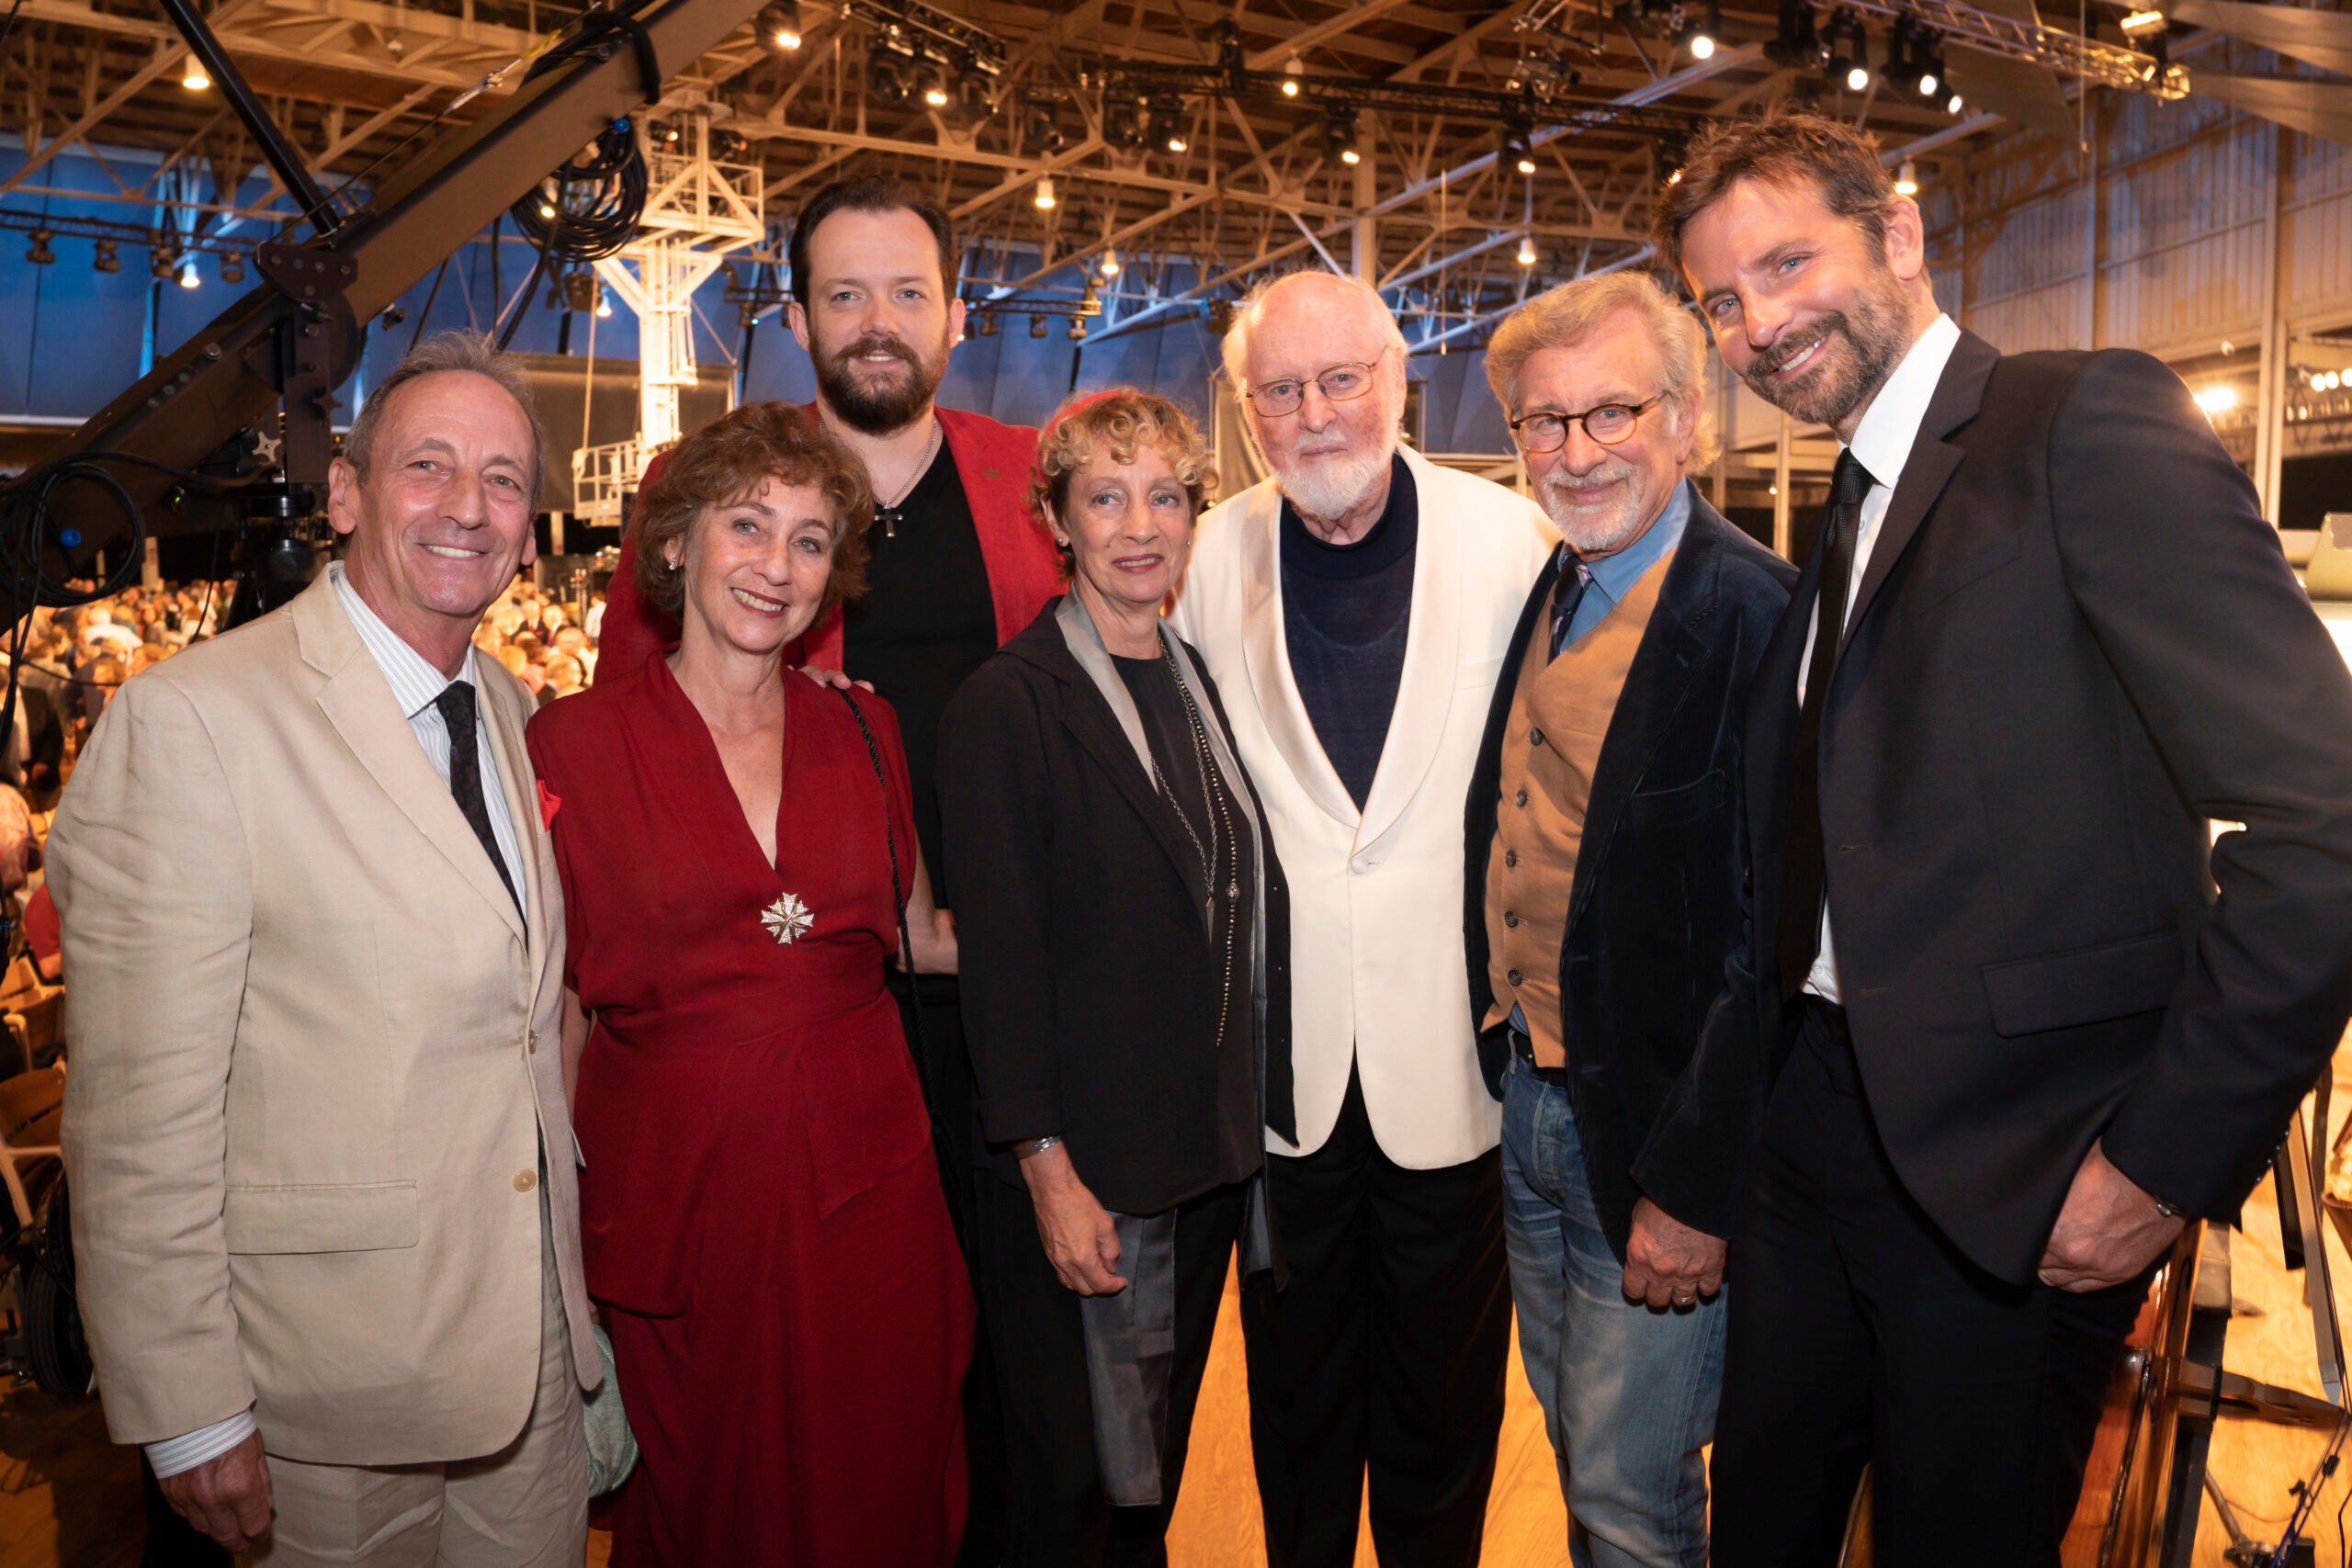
1279, 454, 1419, 809
841, 439, 998, 909
1112, 650, 1262, 1190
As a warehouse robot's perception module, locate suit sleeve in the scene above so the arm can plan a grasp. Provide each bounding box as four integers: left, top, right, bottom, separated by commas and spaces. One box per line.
2050, 350, 2352, 1217
52, 674, 257, 1445
936, 669, 1065, 1143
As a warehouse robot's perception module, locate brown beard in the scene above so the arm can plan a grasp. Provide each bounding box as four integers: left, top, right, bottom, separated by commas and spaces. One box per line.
1741, 266, 1915, 430
815, 330, 949, 435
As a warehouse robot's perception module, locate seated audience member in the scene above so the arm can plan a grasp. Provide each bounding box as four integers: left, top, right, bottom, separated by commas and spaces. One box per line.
527, 400, 973, 1567
553, 624, 596, 682
541, 653, 584, 700
940, 389, 1287, 1564
52, 330, 597, 1563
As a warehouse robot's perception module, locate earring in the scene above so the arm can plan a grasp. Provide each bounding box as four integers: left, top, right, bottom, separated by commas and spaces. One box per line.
1054, 536, 1069, 548
667, 557, 681, 572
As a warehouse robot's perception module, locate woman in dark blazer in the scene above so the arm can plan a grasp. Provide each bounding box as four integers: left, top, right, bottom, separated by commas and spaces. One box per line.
938, 388, 1288, 1567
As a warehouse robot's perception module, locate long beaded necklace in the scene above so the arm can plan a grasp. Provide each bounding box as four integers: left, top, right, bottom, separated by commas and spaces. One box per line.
1147, 643, 1241, 1054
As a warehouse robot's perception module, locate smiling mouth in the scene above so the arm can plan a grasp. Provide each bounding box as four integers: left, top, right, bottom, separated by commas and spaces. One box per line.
1112, 553, 1164, 570
420, 543, 484, 560
1770, 333, 1828, 378
729, 585, 787, 615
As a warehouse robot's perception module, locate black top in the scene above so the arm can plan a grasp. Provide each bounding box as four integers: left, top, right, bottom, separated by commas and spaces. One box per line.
938, 600, 1295, 1214
1112, 651, 1261, 1190
1280, 453, 1418, 808
841, 439, 997, 908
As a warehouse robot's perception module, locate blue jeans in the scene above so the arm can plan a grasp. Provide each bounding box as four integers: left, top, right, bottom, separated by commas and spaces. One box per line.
1499, 1056, 1725, 1568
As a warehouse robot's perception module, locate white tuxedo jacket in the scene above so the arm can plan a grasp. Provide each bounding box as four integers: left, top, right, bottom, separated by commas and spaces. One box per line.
1170, 445, 1555, 1167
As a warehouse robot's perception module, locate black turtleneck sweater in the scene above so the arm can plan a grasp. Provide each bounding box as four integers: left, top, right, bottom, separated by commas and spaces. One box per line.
1278, 453, 1418, 808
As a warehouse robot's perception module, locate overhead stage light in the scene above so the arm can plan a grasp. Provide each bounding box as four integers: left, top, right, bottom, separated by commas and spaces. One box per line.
756, 2, 803, 53
1894, 160, 1918, 197
24, 231, 54, 265
182, 57, 210, 90
1034, 176, 1057, 210
1826, 11, 1871, 91
1281, 54, 1304, 96
1687, 1, 1722, 59
1516, 236, 1538, 266
1030, 314, 1047, 338
1101, 248, 1121, 277
2193, 384, 2238, 417
2120, 8, 2166, 34
92, 240, 119, 274
179, 257, 201, 289
220, 251, 245, 284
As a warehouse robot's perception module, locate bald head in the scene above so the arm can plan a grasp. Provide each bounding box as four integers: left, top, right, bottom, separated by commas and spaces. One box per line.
1222, 271, 1407, 387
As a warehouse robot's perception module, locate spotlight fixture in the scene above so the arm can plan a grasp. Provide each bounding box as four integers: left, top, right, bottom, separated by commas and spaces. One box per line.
869, 53, 908, 105
2193, 384, 2238, 417
24, 230, 54, 265
1103, 99, 1144, 150
563, 269, 599, 311
150, 243, 177, 280
1206, 298, 1238, 335
2313, 371, 2331, 392
1894, 160, 1918, 197
975, 311, 999, 336
538, 200, 557, 220
756, 1, 802, 53
957, 60, 996, 120
181, 56, 210, 90
1167, 127, 1190, 153
93, 240, 119, 274
1826, 11, 1871, 91
179, 257, 201, 289
595, 284, 613, 319
1101, 248, 1121, 277
1068, 316, 1086, 341
1917, 34, 1945, 96
1030, 314, 1048, 338
1516, 236, 1538, 267
1325, 116, 1360, 168
921, 68, 950, 108
2119, 7, 2166, 33
1764, 0, 1823, 72
1502, 126, 1536, 176
380, 305, 406, 326
1281, 54, 1304, 96
1034, 176, 1057, 210
1687, 0, 1722, 60
220, 251, 245, 285
1947, 88, 1965, 114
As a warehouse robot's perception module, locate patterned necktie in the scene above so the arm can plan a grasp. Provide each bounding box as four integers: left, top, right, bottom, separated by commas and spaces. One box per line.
1776, 450, 1877, 997
431, 681, 522, 916
1546, 550, 1595, 660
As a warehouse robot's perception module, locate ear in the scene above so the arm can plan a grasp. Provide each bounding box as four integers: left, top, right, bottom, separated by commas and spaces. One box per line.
786, 299, 813, 354
326, 457, 362, 538
1669, 394, 1701, 468
1882, 195, 1929, 285
948, 294, 968, 348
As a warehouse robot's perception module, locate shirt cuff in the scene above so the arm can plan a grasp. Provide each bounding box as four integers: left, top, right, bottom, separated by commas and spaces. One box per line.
147, 1408, 256, 1479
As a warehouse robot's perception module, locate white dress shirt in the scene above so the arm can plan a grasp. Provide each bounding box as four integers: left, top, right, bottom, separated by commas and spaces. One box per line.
1796, 312, 1962, 1003
148, 564, 526, 1480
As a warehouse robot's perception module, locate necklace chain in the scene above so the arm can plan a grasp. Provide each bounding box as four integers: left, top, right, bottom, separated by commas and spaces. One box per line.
873, 416, 943, 538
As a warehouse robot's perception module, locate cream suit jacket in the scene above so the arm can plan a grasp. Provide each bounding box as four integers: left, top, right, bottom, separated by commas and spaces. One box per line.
52, 571, 598, 1465
1169, 444, 1556, 1168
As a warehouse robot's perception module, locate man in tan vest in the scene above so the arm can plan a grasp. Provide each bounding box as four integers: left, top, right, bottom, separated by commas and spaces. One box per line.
53, 332, 598, 1564
1462, 274, 1793, 1568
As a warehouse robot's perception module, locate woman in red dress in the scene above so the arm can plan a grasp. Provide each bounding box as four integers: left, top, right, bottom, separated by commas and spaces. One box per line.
527, 402, 972, 1565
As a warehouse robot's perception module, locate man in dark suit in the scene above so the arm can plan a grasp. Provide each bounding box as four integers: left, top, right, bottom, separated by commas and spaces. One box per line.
1655, 110, 2352, 1565
1464, 272, 1794, 1568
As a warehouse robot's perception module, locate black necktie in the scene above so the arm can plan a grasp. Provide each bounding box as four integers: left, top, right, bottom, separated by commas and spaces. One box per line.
431, 681, 522, 916
1547, 550, 1593, 660
1776, 450, 1876, 998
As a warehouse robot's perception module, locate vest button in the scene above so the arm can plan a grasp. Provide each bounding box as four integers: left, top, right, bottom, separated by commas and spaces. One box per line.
1504, 911, 1521, 928
1514, 788, 1529, 807
1504, 850, 1518, 869
1507, 968, 1523, 987
1530, 728, 1544, 747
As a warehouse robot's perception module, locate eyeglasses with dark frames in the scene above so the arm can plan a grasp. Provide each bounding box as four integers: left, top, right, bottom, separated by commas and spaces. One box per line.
1242, 347, 1395, 417
1508, 392, 1668, 455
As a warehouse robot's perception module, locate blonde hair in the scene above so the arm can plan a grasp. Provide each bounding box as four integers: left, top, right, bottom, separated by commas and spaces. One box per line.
1029, 390, 1216, 579
1484, 272, 1720, 469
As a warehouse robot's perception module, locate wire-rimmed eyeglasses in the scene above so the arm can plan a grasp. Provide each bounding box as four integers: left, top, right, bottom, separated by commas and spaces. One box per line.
1242, 347, 1394, 417
1508, 393, 1667, 455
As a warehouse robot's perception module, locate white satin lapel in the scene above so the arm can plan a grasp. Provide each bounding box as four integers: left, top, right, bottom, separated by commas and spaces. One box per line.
1354, 446, 1462, 857
1236, 481, 1360, 829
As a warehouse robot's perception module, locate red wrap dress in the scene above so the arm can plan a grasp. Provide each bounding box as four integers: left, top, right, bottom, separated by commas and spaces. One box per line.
526, 655, 973, 1566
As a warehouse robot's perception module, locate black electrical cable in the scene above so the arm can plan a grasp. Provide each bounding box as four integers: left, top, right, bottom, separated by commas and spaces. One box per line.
409, 254, 452, 352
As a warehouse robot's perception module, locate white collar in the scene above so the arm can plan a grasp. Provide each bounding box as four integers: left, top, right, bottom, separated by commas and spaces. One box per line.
1845, 312, 1962, 491
327, 562, 483, 722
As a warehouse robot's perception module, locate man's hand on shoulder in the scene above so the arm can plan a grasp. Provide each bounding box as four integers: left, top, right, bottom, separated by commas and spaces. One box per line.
158, 1431, 274, 1552
2038, 1140, 2185, 1293
1622, 1196, 1727, 1310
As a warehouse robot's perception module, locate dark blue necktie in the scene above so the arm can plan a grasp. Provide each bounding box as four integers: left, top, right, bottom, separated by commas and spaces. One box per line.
432, 681, 522, 916
1547, 551, 1594, 660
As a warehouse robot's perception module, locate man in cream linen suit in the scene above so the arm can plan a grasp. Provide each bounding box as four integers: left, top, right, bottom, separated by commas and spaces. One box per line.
1169, 271, 1555, 1568
52, 332, 598, 1565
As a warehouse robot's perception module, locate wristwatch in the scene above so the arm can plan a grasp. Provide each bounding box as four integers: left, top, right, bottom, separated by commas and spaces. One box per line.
1012, 1134, 1063, 1160
2153, 1192, 2186, 1221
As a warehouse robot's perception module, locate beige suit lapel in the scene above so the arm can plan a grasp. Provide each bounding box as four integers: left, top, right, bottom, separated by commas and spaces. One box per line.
294, 578, 528, 943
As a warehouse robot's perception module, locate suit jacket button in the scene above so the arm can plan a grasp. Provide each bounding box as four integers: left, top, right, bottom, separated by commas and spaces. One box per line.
1504, 911, 1521, 928
514, 1169, 537, 1193
526, 1031, 538, 1055
1514, 788, 1529, 807
1504, 850, 1518, 869
1507, 968, 1523, 986
1529, 728, 1544, 747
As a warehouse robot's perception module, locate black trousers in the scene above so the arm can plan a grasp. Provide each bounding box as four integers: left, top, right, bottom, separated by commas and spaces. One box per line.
1240, 1065, 1510, 1568
1711, 999, 2153, 1568
893, 975, 1006, 1568
974, 1171, 1246, 1568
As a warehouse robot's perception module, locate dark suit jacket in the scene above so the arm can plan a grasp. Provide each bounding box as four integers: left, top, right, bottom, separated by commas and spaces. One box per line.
938, 601, 1294, 1217
1748, 330, 2352, 1285
1464, 489, 1796, 1256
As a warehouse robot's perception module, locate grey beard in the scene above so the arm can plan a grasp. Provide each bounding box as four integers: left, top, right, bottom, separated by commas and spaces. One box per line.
1537, 465, 1658, 558
1273, 434, 1396, 527
1740, 274, 1914, 430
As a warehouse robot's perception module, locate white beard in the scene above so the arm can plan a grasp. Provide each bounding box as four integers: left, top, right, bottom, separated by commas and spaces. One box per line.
1537, 464, 1661, 558
1272, 434, 1397, 525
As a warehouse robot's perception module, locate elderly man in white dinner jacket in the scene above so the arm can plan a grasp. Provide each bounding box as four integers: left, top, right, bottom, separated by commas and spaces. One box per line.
1169, 269, 1555, 1568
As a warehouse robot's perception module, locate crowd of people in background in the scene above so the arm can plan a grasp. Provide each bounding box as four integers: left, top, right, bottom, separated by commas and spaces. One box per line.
473, 580, 606, 706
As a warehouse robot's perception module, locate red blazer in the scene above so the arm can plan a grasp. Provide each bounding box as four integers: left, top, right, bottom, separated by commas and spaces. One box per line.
594, 403, 1060, 677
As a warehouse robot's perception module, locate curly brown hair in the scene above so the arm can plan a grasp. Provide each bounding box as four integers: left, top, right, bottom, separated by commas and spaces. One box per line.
1651, 110, 1895, 283
1027, 389, 1216, 579
630, 403, 875, 616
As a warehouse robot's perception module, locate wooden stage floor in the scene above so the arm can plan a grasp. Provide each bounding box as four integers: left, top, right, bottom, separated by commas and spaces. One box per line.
10, 1121, 2352, 1568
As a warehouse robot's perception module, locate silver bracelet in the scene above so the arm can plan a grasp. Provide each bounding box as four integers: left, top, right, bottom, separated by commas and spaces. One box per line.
1013, 1134, 1062, 1159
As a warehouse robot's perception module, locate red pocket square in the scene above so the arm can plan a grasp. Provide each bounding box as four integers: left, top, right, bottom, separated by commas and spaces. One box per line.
537, 779, 562, 830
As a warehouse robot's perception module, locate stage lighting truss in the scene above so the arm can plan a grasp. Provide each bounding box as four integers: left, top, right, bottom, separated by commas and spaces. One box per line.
843, 0, 1008, 102
1521, 0, 2185, 96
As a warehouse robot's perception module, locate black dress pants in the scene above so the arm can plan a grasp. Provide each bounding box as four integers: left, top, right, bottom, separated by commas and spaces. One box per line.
1241, 1065, 1510, 1568
893, 976, 1007, 1567
975, 1171, 1246, 1568
1711, 1000, 2153, 1568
